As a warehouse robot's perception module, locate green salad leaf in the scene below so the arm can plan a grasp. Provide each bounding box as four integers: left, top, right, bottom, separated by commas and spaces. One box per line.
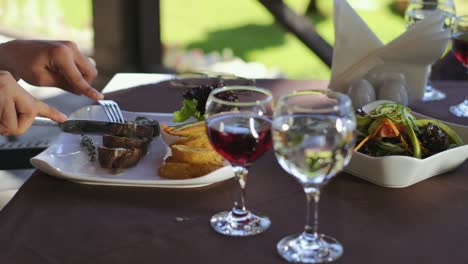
173, 99, 205, 122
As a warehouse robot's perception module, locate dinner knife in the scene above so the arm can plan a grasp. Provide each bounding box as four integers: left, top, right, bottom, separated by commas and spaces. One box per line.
32, 117, 118, 135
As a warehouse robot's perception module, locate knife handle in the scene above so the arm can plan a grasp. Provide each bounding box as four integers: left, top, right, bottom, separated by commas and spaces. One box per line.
32, 117, 59, 127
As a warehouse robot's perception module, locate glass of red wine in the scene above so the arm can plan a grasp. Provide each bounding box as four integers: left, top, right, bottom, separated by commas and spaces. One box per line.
205, 86, 273, 236
450, 15, 468, 118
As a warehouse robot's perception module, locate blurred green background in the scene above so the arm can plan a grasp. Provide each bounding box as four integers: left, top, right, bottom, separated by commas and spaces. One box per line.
161, 0, 468, 78
0, 0, 466, 79
162, 0, 406, 79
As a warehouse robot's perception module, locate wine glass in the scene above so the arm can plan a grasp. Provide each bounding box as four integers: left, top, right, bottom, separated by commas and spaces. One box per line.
450, 15, 468, 118
205, 86, 273, 236
404, 0, 456, 102
272, 90, 356, 263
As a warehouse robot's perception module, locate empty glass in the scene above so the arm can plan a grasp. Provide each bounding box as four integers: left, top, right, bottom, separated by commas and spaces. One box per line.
404, 0, 456, 101
272, 90, 356, 263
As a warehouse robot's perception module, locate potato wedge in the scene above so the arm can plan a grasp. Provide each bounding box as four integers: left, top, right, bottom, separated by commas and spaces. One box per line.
159, 121, 226, 179
170, 144, 224, 166
158, 162, 223, 179
167, 122, 206, 137
171, 133, 211, 148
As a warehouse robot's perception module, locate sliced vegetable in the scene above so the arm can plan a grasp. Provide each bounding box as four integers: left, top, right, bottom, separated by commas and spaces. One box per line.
376, 141, 407, 154
357, 115, 372, 128
355, 102, 463, 159
404, 120, 421, 159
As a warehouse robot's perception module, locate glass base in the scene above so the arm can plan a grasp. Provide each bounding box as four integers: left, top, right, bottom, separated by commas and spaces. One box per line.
450, 100, 468, 118
277, 232, 343, 263
422, 84, 446, 102
210, 210, 270, 237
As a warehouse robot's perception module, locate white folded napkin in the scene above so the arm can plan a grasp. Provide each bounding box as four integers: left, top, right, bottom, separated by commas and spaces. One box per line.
329, 0, 451, 102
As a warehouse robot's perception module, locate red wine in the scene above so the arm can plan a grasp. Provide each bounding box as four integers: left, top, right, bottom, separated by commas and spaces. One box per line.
206, 113, 272, 166
452, 32, 468, 67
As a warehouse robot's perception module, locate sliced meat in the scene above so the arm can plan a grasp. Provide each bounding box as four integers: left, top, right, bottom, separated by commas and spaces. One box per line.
135, 116, 160, 137
97, 118, 159, 171
102, 134, 150, 153
109, 123, 154, 139
98, 146, 146, 169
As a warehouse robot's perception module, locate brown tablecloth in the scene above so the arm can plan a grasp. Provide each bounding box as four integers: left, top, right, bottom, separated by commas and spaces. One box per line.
0, 80, 467, 264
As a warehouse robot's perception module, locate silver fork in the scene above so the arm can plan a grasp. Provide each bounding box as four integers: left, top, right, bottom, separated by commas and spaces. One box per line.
98, 100, 125, 123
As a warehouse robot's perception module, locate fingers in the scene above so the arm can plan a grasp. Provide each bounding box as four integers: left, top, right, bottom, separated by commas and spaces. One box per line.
35, 100, 67, 123
70, 45, 98, 84
4, 40, 103, 101
53, 54, 103, 100
0, 99, 18, 135
12, 90, 66, 135
0, 70, 67, 136
0, 72, 22, 135
14, 95, 66, 134
0, 91, 34, 136
51, 42, 103, 100
15, 103, 66, 136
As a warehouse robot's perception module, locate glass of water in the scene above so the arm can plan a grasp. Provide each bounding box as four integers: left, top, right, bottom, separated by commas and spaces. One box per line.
272, 90, 356, 263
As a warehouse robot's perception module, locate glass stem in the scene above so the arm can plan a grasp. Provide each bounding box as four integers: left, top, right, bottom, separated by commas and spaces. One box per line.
304, 186, 321, 238
425, 64, 434, 91
232, 166, 248, 216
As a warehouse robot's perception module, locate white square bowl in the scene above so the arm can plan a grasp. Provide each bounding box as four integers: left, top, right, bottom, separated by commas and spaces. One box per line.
345, 111, 468, 188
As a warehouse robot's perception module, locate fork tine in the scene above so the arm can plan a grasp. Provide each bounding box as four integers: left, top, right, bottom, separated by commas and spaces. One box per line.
99, 100, 124, 123
111, 103, 125, 123
107, 104, 119, 123
100, 102, 115, 122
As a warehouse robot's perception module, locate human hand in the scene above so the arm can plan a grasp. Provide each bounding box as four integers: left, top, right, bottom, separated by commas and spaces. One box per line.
0, 71, 67, 136
0, 40, 103, 100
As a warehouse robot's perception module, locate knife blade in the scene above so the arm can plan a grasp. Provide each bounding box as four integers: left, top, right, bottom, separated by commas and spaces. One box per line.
33, 117, 118, 135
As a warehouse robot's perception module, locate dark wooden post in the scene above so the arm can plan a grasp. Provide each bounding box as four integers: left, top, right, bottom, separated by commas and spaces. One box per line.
137, 0, 163, 73
258, 0, 333, 67
92, 0, 164, 86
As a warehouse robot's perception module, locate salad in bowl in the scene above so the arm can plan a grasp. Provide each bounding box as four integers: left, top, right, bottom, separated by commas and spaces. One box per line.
355, 102, 464, 159
346, 101, 468, 188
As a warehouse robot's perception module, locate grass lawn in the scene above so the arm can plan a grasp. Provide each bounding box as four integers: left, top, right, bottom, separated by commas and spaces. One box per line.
162, 0, 404, 79
58, 0, 92, 29
162, 0, 468, 79
0, 0, 92, 29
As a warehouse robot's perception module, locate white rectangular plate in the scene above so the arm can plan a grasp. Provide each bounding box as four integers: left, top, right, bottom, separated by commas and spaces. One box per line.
30, 106, 234, 188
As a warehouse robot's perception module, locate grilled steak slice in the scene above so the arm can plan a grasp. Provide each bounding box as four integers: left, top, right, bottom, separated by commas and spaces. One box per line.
97, 118, 160, 170
135, 116, 160, 137
102, 134, 151, 153
98, 146, 146, 169
109, 123, 154, 139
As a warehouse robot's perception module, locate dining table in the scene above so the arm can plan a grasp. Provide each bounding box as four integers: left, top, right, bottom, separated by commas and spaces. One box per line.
0, 73, 467, 264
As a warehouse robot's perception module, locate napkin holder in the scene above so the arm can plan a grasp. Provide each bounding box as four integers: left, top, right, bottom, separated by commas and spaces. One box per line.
366, 64, 430, 101
329, 0, 451, 104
